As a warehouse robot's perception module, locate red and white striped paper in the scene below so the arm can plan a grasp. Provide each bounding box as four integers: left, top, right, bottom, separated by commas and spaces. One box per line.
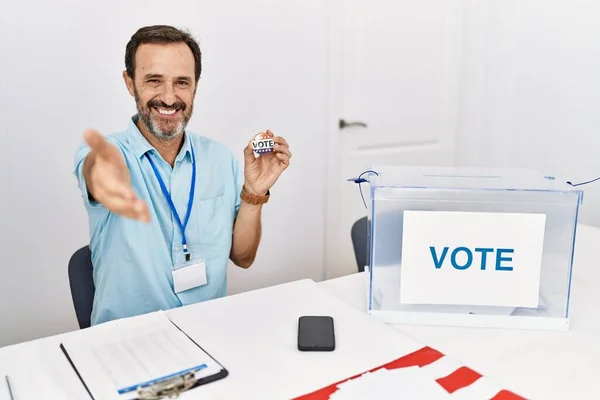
292, 346, 526, 399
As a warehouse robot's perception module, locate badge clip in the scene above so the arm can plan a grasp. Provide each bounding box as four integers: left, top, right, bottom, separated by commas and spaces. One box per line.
183, 244, 191, 262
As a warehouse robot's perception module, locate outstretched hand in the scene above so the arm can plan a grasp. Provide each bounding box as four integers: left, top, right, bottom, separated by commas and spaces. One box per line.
83, 129, 150, 222
243, 130, 291, 195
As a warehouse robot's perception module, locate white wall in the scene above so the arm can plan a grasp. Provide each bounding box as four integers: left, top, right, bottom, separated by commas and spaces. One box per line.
0, 0, 329, 347
456, 0, 600, 226
324, 0, 600, 279
2, 0, 600, 348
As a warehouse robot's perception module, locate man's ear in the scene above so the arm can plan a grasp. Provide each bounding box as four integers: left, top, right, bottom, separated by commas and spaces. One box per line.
123, 71, 135, 96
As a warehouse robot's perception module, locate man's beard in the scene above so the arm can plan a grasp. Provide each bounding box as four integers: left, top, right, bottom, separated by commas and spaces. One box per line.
134, 88, 193, 141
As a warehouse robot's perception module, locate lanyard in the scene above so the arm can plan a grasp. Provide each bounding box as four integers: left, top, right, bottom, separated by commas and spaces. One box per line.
145, 144, 196, 262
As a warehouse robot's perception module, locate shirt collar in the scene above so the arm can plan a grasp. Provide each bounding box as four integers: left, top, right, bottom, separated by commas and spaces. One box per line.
176, 132, 193, 163
126, 114, 192, 162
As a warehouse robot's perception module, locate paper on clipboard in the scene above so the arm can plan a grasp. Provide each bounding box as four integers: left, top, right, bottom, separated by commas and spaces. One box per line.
60, 311, 225, 399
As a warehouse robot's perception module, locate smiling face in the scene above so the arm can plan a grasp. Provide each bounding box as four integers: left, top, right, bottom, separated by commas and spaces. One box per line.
124, 42, 197, 141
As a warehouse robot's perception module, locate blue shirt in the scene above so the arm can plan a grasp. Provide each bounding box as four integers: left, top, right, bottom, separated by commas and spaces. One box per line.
74, 115, 243, 325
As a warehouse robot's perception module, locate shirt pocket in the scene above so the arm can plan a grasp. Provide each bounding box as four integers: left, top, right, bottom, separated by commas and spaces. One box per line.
195, 194, 229, 244
191, 163, 231, 250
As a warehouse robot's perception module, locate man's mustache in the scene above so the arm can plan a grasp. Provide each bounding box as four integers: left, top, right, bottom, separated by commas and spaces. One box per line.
147, 99, 186, 111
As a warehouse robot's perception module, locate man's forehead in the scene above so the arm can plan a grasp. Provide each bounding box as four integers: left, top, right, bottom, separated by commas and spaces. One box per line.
135, 42, 195, 77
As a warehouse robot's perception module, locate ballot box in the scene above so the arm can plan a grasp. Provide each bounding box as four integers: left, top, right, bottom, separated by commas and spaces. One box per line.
361, 166, 584, 331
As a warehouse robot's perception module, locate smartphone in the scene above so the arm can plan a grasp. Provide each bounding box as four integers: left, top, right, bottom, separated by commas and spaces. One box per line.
297, 316, 335, 351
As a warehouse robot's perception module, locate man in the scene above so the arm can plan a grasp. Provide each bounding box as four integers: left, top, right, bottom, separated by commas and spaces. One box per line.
74, 25, 291, 325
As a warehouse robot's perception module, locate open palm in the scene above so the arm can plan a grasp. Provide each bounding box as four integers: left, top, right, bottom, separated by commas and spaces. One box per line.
84, 129, 150, 222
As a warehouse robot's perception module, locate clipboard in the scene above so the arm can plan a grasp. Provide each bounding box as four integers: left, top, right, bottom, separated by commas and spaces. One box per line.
59, 313, 229, 400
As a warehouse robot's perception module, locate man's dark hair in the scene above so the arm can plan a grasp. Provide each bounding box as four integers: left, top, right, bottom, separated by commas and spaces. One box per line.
125, 25, 202, 82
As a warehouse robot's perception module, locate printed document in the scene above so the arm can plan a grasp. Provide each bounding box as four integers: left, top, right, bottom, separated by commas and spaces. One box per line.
60, 311, 224, 399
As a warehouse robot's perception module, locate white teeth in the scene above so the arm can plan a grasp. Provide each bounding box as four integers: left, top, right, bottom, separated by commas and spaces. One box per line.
157, 108, 176, 115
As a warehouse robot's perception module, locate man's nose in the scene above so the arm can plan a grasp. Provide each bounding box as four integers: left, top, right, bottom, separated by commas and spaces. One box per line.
160, 84, 177, 106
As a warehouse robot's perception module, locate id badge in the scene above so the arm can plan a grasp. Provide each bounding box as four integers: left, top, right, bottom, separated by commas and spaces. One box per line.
172, 260, 207, 294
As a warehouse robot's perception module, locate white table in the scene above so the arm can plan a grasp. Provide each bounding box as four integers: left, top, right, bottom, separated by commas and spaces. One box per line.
1, 224, 598, 399
320, 223, 600, 400
0, 279, 426, 400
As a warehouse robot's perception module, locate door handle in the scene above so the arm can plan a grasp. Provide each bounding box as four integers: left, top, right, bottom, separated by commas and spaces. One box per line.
339, 119, 367, 129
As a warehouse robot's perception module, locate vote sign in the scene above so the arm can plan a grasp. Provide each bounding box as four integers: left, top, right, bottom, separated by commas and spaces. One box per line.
399, 210, 546, 308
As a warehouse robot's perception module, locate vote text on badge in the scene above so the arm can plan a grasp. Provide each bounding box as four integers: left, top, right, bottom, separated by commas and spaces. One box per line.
252, 138, 274, 155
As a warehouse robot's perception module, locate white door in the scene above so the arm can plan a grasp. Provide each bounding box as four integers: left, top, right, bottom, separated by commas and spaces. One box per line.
325, 0, 464, 279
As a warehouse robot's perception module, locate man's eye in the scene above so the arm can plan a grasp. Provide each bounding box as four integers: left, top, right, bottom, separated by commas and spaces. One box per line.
177, 81, 189, 85
148, 79, 160, 83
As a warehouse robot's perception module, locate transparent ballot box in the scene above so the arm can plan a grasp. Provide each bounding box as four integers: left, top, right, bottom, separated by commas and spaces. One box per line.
362, 166, 583, 331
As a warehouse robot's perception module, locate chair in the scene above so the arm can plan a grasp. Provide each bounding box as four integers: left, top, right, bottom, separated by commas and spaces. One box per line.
68, 245, 95, 329
351, 217, 370, 272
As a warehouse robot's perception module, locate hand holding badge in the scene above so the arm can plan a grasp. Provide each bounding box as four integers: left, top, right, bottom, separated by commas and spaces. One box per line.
243, 129, 291, 197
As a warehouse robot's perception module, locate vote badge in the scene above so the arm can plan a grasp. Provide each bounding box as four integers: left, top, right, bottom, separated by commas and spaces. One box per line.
252, 132, 274, 157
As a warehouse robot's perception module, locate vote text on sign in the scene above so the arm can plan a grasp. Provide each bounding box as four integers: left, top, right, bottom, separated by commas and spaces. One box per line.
399, 210, 546, 308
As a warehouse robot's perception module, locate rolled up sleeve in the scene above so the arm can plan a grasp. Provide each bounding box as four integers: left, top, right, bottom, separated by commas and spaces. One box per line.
73, 143, 103, 210
233, 157, 244, 218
